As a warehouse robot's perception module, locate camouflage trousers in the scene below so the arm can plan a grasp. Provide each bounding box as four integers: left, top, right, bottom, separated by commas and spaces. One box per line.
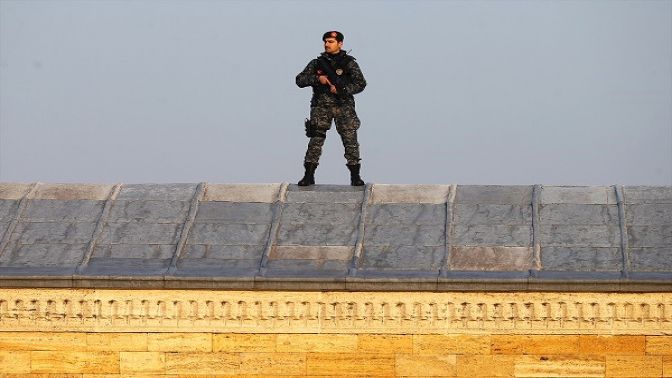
304, 104, 361, 165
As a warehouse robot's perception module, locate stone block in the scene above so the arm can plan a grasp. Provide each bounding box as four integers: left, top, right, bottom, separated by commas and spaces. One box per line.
0, 221, 9, 239
306, 353, 395, 376
107, 200, 189, 223
359, 245, 444, 270
450, 246, 533, 271
281, 203, 361, 224
147, 333, 211, 352
626, 204, 672, 225
540, 204, 619, 225
0, 199, 20, 220
212, 334, 276, 352
630, 248, 672, 272
647, 336, 672, 355
453, 225, 531, 246
605, 356, 663, 377
0, 222, 8, 241
454, 204, 531, 225
579, 335, 645, 355
263, 259, 349, 274
195, 202, 274, 223
174, 258, 261, 276
12, 222, 96, 244
181, 244, 264, 260
413, 335, 490, 355
624, 186, 672, 204
541, 246, 622, 272
357, 335, 412, 353
539, 225, 620, 247
665, 356, 672, 378
116, 184, 197, 201
99, 222, 181, 245
286, 185, 365, 204
187, 223, 270, 245
86, 333, 148, 352
119, 352, 165, 373
23, 200, 104, 222
367, 203, 445, 225
395, 354, 457, 376
277, 222, 358, 246
0, 351, 31, 373
456, 355, 516, 377
164, 352, 238, 374
514, 355, 605, 377
32, 184, 114, 201
31, 351, 119, 373
328, 228, 361, 247
0, 221, 8, 242
277, 334, 358, 353
491, 335, 579, 355
82, 257, 171, 276
204, 183, 281, 203
0, 243, 88, 267
270, 245, 354, 261
541, 185, 616, 204
628, 225, 672, 247
456, 185, 533, 204
365, 224, 444, 246
0, 183, 32, 200
239, 352, 307, 375
371, 184, 450, 204
93, 244, 175, 259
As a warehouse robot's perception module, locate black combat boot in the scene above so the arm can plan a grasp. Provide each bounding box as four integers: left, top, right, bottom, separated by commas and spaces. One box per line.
298, 162, 318, 186
347, 164, 365, 186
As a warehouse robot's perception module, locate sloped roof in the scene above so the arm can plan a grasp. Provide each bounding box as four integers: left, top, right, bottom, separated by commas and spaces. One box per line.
0, 183, 670, 291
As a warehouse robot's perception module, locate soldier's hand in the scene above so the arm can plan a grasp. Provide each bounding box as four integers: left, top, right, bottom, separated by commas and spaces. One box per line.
318, 75, 330, 85
329, 85, 338, 94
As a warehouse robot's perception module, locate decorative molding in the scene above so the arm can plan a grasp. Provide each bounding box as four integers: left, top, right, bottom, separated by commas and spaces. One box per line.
1, 289, 671, 335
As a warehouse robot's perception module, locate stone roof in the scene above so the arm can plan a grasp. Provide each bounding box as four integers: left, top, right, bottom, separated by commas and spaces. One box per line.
0, 183, 670, 291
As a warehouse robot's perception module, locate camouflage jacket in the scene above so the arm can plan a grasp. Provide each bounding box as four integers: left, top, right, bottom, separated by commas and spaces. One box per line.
296, 51, 366, 107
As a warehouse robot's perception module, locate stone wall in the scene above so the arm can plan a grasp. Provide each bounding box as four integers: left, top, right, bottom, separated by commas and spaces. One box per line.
1, 288, 672, 377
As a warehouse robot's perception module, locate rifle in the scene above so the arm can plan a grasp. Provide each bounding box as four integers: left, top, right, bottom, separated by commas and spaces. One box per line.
317, 56, 348, 95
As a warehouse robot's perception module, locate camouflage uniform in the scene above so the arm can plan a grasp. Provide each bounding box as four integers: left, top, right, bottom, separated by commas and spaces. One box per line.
296, 50, 367, 165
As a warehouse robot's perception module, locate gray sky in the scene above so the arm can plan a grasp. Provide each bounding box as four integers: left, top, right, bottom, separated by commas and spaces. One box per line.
1, 0, 671, 185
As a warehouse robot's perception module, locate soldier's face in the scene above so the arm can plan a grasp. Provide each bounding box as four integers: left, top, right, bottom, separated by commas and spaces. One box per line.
323, 38, 343, 54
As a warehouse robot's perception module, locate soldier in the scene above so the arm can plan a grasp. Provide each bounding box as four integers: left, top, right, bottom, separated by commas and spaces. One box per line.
296, 31, 367, 186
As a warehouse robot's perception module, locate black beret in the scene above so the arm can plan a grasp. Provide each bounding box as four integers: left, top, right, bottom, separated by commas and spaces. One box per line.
322, 31, 344, 42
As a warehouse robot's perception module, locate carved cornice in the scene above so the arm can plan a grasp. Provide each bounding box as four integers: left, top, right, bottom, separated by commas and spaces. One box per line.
1, 289, 671, 335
